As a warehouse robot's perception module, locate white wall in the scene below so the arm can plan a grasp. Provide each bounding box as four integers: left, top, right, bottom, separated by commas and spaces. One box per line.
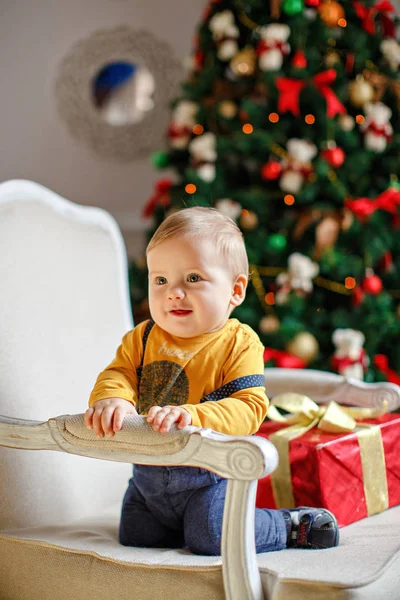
1, 0, 398, 257
0, 0, 206, 256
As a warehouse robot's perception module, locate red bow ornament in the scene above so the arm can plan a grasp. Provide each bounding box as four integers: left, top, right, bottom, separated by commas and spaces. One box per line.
276, 70, 346, 118
374, 354, 400, 385
345, 187, 400, 222
353, 0, 395, 36
142, 179, 173, 218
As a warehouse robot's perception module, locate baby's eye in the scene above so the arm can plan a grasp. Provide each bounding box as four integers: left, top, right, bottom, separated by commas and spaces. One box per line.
187, 273, 202, 283
155, 276, 167, 285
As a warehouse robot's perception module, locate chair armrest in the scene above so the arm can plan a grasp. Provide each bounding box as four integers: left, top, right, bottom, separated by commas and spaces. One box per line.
0, 412, 279, 600
0, 412, 278, 479
265, 368, 400, 411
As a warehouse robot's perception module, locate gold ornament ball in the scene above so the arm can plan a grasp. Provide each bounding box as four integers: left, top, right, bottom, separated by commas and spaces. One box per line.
230, 47, 256, 77
348, 77, 374, 108
318, 1, 345, 27
240, 210, 258, 230
260, 315, 280, 334
219, 101, 237, 119
286, 332, 319, 363
324, 51, 341, 67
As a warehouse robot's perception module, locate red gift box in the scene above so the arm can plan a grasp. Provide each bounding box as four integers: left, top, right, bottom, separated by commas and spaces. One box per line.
256, 413, 400, 527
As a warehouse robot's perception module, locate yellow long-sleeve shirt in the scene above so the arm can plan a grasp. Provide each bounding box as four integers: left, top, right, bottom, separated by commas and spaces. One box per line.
89, 318, 268, 436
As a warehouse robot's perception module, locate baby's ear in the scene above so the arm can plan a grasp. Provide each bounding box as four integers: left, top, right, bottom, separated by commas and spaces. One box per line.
230, 274, 247, 307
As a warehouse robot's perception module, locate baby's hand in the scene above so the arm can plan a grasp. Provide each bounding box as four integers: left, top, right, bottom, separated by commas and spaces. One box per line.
147, 405, 192, 434
84, 398, 137, 438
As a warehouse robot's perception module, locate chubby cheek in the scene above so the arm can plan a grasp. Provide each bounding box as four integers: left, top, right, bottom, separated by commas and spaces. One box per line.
148, 289, 163, 315
196, 292, 225, 314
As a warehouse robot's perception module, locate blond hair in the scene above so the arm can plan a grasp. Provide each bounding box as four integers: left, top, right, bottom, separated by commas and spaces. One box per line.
146, 207, 249, 278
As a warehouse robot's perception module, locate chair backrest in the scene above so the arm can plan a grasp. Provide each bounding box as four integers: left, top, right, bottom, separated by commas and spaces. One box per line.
0, 180, 134, 529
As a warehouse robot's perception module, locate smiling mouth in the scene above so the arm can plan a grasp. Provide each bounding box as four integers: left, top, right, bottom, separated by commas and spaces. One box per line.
170, 310, 192, 317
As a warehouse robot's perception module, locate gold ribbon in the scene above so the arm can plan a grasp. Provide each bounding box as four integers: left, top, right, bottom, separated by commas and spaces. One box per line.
267, 394, 389, 515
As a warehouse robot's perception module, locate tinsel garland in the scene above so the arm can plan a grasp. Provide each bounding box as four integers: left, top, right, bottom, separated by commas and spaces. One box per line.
250, 264, 400, 316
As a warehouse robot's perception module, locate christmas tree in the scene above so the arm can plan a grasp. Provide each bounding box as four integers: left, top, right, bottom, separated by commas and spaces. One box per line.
132, 0, 400, 383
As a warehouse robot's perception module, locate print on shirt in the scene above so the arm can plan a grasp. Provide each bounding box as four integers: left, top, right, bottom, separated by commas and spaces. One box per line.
137, 360, 189, 414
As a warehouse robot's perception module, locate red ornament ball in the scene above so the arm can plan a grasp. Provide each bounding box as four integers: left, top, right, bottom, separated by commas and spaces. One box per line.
292, 50, 307, 69
261, 160, 282, 180
362, 275, 383, 295
321, 146, 345, 168
351, 286, 364, 307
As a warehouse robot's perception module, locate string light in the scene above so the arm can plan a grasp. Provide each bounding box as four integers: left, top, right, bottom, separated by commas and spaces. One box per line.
270, 143, 286, 159
242, 123, 253, 134
192, 124, 204, 135
284, 194, 295, 205
265, 292, 275, 305
185, 183, 196, 194
338, 18, 347, 27
269, 113, 279, 123
250, 267, 275, 313
345, 277, 356, 289
356, 115, 365, 124
250, 265, 400, 316
305, 114, 315, 124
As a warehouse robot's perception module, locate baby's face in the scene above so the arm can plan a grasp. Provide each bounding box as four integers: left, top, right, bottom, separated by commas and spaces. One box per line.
147, 236, 245, 338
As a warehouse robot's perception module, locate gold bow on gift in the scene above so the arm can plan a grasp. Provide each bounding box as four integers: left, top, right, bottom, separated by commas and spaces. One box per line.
267, 394, 389, 515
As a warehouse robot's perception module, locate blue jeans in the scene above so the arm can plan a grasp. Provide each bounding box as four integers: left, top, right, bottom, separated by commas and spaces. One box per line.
119, 465, 288, 556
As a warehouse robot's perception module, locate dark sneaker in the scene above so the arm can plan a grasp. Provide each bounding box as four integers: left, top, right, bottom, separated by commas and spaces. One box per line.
284, 507, 339, 549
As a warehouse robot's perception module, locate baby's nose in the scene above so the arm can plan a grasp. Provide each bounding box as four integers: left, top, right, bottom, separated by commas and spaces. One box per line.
168, 286, 185, 299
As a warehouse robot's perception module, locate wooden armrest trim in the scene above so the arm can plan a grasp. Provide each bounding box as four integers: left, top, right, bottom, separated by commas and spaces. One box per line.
0, 416, 59, 450
1, 413, 278, 480
265, 368, 400, 411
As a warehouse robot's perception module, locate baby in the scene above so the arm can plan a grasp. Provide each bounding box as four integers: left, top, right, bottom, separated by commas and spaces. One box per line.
85, 207, 339, 555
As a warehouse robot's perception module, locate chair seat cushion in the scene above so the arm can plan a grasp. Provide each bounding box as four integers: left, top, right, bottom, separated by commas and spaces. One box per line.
1, 505, 399, 600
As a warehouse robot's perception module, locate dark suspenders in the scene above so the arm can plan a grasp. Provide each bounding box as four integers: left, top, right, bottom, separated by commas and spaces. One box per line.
136, 319, 155, 385
136, 319, 265, 402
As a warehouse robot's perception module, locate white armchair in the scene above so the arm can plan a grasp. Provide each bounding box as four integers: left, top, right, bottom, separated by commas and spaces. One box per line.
1, 180, 399, 600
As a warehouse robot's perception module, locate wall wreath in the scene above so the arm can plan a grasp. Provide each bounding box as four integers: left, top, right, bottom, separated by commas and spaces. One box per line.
55, 26, 183, 161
